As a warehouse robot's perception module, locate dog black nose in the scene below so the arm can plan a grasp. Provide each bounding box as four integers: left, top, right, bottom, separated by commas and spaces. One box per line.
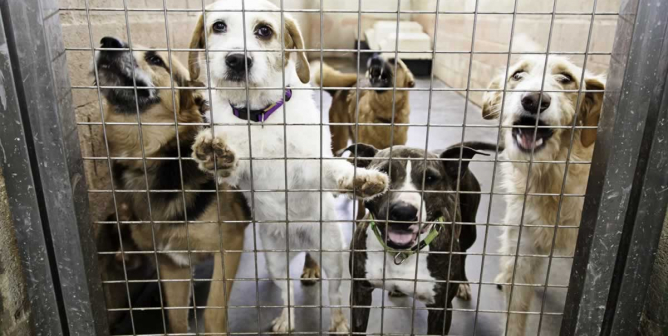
521, 92, 551, 114
100, 37, 124, 49
225, 53, 253, 72
389, 203, 418, 222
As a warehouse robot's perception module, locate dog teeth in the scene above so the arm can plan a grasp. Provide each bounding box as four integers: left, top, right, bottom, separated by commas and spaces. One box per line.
536, 138, 544, 146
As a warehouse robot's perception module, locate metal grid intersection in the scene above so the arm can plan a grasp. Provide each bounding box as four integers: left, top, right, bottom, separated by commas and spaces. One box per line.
61, 0, 616, 335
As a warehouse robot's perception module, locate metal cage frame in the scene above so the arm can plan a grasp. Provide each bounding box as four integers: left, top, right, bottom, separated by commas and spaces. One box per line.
0, 0, 666, 335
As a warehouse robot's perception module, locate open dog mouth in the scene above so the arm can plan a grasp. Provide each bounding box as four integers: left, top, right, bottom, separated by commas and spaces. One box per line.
511, 116, 554, 152
384, 223, 432, 249
367, 57, 392, 88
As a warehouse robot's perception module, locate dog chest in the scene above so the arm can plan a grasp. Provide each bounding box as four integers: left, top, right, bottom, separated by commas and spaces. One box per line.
364, 227, 437, 304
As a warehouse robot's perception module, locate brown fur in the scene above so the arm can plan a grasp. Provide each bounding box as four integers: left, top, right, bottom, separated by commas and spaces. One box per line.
313, 58, 415, 155
95, 43, 249, 334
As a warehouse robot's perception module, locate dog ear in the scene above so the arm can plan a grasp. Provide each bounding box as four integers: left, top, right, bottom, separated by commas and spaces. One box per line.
580, 76, 605, 147
336, 143, 378, 168
482, 75, 504, 120
284, 16, 310, 84
188, 14, 205, 81
440, 145, 489, 178
398, 59, 415, 88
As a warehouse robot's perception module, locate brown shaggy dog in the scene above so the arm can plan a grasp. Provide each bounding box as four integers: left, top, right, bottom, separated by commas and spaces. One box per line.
313, 55, 415, 155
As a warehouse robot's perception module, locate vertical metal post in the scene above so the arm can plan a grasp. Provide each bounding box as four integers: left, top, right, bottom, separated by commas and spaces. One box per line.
0, 0, 109, 335
561, 0, 668, 335
0, 10, 64, 336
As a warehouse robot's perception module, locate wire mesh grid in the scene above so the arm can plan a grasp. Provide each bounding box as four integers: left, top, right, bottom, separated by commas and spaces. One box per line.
59, 0, 618, 335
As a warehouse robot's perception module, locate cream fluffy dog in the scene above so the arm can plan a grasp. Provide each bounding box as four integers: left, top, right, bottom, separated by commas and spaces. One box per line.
188, 0, 389, 332
481, 54, 605, 335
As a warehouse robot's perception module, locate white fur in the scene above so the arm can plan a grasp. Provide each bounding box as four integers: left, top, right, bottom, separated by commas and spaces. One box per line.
394, 161, 428, 224
364, 224, 437, 304
194, 0, 388, 332
491, 56, 604, 336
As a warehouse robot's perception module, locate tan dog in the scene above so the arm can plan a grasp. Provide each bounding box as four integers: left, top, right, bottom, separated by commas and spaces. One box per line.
313, 54, 415, 155
94, 36, 249, 334
481, 54, 604, 336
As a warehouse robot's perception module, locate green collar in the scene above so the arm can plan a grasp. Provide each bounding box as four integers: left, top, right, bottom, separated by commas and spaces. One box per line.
368, 213, 444, 265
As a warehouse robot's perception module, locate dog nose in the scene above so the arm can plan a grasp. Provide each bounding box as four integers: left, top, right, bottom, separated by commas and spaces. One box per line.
100, 37, 124, 49
389, 203, 418, 222
521, 92, 551, 114
225, 53, 253, 72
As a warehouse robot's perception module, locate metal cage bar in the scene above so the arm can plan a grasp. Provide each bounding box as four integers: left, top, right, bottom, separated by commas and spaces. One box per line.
0, 0, 109, 335
561, 0, 668, 335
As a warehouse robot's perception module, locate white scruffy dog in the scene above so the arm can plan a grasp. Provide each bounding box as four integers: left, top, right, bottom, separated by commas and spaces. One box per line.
188, 0, 389, 332
482, 49, 605, 335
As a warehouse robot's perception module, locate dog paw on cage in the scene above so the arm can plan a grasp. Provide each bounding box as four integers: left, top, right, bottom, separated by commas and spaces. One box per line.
193, 131, 238, 178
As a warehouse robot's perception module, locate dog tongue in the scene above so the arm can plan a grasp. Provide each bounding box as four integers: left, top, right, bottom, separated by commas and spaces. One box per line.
388, 231, 416, 246
517, 132, 543, 150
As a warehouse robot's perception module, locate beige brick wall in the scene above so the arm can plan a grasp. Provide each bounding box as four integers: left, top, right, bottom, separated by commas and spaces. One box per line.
411, 0, 621, 105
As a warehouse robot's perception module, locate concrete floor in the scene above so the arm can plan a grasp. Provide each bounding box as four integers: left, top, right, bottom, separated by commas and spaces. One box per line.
205, 63, 572, 336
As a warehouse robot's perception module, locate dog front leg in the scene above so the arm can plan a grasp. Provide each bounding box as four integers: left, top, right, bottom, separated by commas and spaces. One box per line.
496, 227, 546, 336
260, 233, 296, 333
320, 245, 349, 332
158, 257, 192, 333
427, 297, 452, 336
322, 160, 388, 200
204, 230, 244, 334
350, 280, 373, 333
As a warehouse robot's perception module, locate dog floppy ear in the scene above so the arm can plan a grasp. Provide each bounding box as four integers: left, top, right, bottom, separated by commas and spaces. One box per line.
440, 145, 489, 178
482, 75, 504, 120
188, 14, 205, 81
336, 143, 379, 168
284, 16, 310, 84
580, 76, 605, 147
397, 59, 415, 88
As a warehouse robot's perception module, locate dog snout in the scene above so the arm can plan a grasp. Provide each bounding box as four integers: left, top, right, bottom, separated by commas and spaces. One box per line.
100, 36, 125, 49
521, 92, 551, 114
225, 53, 253, 73
389, 203, 418, 222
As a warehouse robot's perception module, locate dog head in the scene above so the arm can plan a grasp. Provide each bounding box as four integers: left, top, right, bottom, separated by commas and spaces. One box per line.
188, 0, 310, 89
94, 36, 206, 117
481, 56, 605, 160
367, 54, 415, 89
342, 143, 485, 249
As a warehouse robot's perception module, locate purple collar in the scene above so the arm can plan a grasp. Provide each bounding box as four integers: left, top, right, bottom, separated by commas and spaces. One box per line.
230, 89, 292, 122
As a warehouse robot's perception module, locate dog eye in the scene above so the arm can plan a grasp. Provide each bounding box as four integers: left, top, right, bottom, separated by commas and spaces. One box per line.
147, 55, 164, 66
424, 171, 440, 185
213, 21, 227, 33
557, 73, 574, 84
255, 25, 272, 38
511, 70, 526, 81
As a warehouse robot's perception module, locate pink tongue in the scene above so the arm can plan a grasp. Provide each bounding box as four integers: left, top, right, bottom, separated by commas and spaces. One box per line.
520, 133, 537, 149
388, 231, 416, 245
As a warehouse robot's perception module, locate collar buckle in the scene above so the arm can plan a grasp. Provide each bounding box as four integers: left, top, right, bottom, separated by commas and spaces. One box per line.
394, 252, 408, 265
